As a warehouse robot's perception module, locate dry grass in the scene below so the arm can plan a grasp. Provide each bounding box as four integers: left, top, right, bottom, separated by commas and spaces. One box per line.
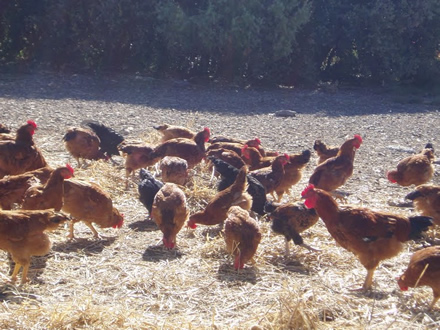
1, 74, 440, 329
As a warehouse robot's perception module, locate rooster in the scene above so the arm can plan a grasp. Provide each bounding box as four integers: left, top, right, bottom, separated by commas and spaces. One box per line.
301, 184, 433, 291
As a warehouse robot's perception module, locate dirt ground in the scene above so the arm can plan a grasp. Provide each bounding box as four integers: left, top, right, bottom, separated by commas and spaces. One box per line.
0, 72, 439, 329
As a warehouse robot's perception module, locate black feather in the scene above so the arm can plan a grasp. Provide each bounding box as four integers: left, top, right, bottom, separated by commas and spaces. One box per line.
62, 130, 77, 142
138, 168, 164, 216
209, 156, 267, 215
83, 121, 124, 157
405, 190, 423, 201
409, 216, 434, 240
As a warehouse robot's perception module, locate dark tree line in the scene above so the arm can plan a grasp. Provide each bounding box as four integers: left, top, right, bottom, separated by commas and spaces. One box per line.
1, 0, 439, 86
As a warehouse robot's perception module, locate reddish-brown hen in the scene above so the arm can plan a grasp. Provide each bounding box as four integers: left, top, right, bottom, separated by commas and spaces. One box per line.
0, 209, 70, 284
309, 135, 362, 192
398, 246, 440, 309
159, 156, 189, 186
224, 206, 261, 270
63, 127, 106, 167
151, 183, 189, 249
388, 143, 435, 186
62, 180, 124, 239
0, 120, 47, 179
0, 166, 54, 210
249, 154, 289, 198
21, 165, 74, 211
241, 145, 277, 170
153, 124, 196, 142
188, 165, 252, 228
302, 184, 433, 291
313, 140, 339, 164
406, 185, 440, 226
118, 143, 155, 188
150, 127, 210, 168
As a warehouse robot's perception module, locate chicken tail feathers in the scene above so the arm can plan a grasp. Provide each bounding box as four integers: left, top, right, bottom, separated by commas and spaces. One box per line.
405, 190, 423, 201
408, 216, 434, 240
264, 201, 279, 214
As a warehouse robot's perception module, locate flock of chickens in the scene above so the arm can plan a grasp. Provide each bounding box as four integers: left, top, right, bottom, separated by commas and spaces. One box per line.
0, 120, 439, 310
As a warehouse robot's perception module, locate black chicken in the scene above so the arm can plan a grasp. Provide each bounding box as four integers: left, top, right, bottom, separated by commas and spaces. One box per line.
83, 121, 124, 159
138, 168, 164, 218
208, 156, 267, 215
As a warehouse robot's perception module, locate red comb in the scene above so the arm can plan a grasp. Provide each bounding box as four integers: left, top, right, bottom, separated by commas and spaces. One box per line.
354, 135, 363, 144
204, 127, 211, 134
66, 164, 74, 175
255, 138, 261, 145
27, 120, 37, 128
284, 153, 290, 160
301, 184, 315, 197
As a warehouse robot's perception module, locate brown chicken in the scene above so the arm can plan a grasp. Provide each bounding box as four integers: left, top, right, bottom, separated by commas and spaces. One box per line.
313, 140, 339, 164
206, 148, 246, 169
398, 246, 440, 309
241, 145, 277, 170
63, 127, 106, 167
150, 127, 211, 168
308, 134, 362, 192
118, 143, 155, 188
153, 124, 196, 142
151, 183, 189, 249
249, 154, 289, 198
0, 120, 47, 179
159, 156, 189, 186
387, 143, 435, 186
406, 185, 440, 226
188, 165, 252, 228
301, 184, 433, 291
264, 201, 319, 256
0, 166, 54, 210
207, 137, 262, 157
62, 180, 124, 239
224, 206, 262, 270
0, 209, 70, 284
274, 149, 311, 201
21, 165, 74, 211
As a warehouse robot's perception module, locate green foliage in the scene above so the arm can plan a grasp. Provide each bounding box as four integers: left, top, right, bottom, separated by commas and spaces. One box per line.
0, 0, 439, 86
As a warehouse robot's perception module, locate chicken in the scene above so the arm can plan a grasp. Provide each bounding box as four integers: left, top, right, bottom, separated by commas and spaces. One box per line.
83, 121, 125, 160
241, 145, 277, 170
206, 148, 246, 169
274, 149, 311, 201
62, 180, 124, 239
118, 143, 155, 188
249, 154, 289, 198
301, 184, 433, 291
208, 156, 267, 216
264, 201, 319, 256
398, 246, 440, 309
0, 120, 47, 179
406, 185, 440, 226
188, 165, 252, 228
138, 168, 164, 218
0, 209, 70, 284
151, 183, 189, 249
0, 166, 54, 210
21, 165, 74, 211
150, 127, 211, 168
387, 143, 435, 186
153, 124, 196, 142
308, 134, 362, 192
63, 127, 106, 167
160, 156, 189, 186
207, 137, 261, 157
313, 140, 339, 164
224, 206, 262, 270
